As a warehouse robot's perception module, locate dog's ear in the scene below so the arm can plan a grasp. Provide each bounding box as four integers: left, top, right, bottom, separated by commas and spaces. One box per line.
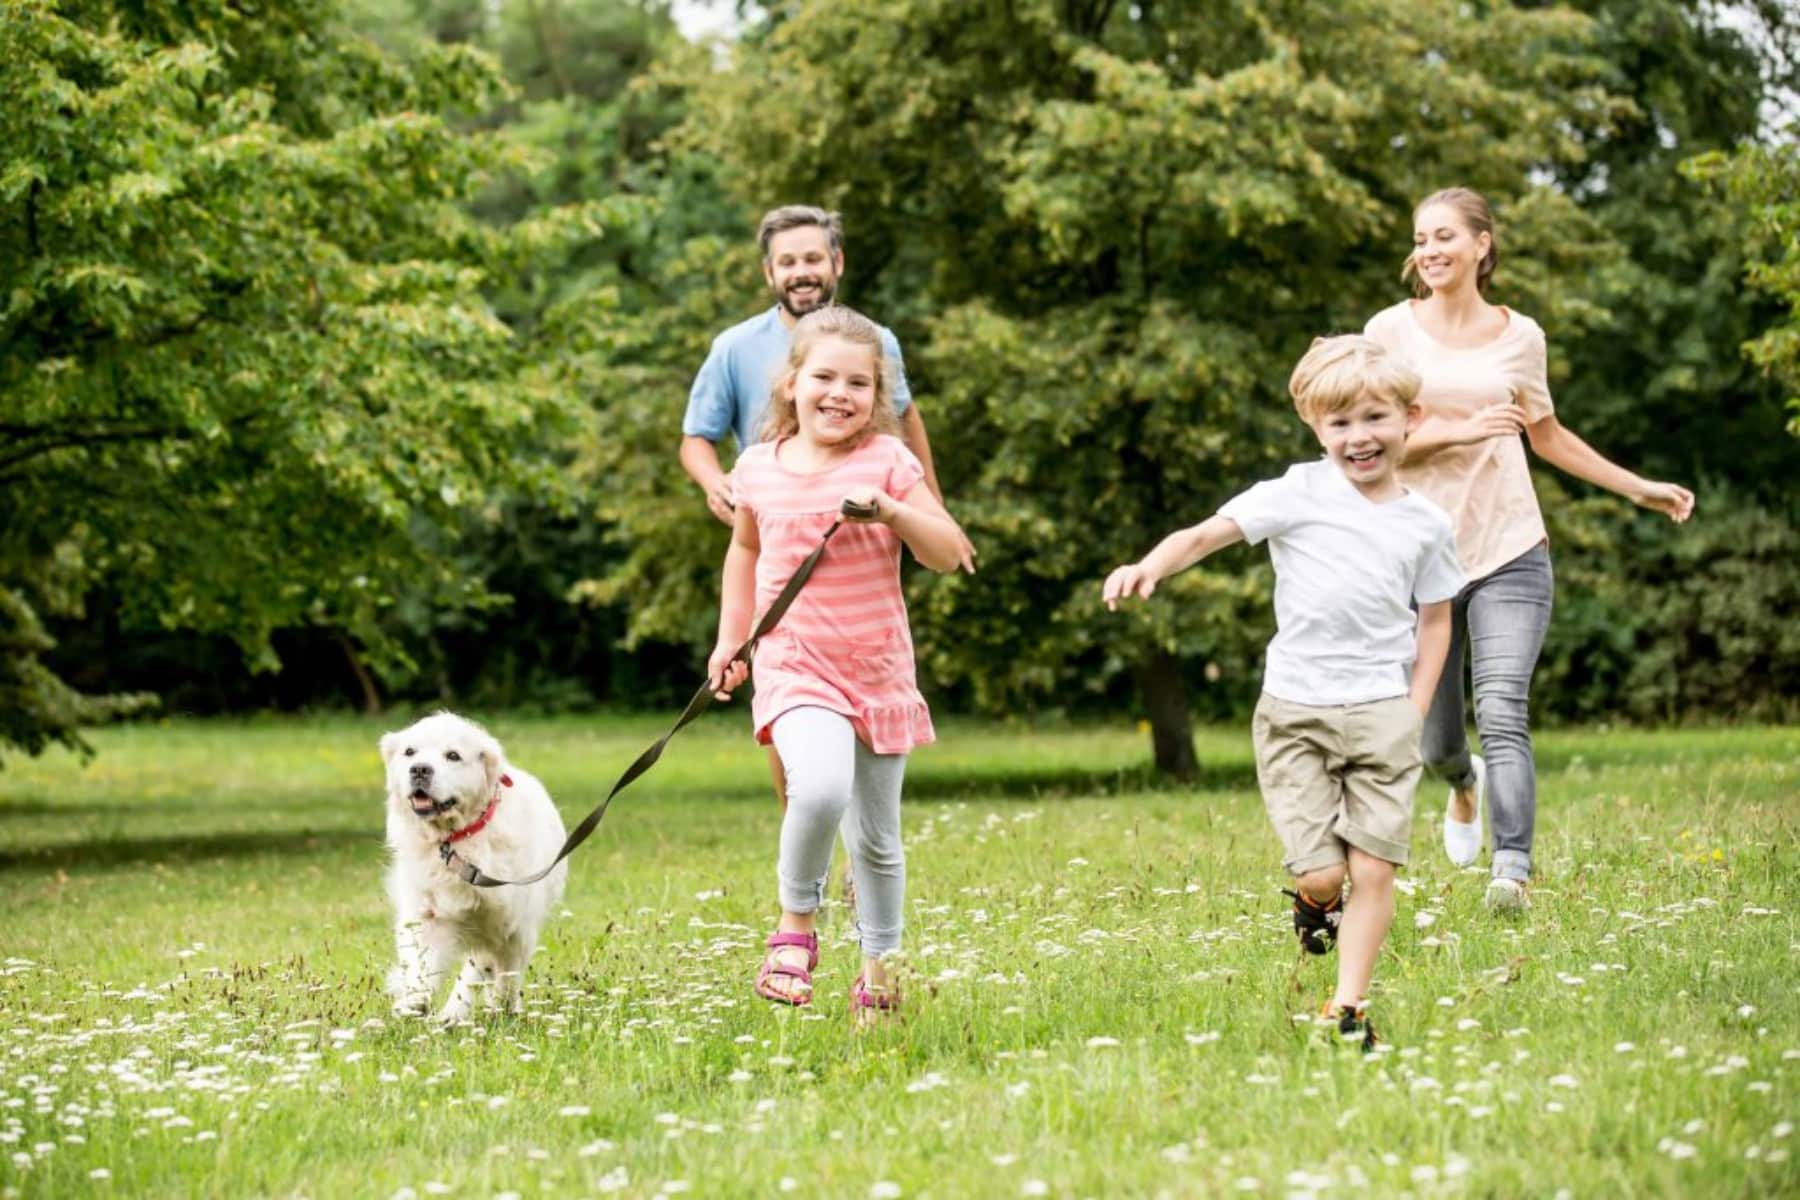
379, 730, 403, 765
477, 730, 504, 794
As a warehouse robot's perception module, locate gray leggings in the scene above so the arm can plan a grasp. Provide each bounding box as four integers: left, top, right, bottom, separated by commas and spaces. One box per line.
1421, 543, 1554, 883
770, 706, 907, 958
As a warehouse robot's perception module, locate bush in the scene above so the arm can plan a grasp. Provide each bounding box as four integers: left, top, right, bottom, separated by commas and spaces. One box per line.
1538, 478, 1798, 724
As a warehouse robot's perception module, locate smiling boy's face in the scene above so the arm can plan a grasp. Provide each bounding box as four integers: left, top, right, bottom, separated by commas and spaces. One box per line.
1309, 393, 1419, 498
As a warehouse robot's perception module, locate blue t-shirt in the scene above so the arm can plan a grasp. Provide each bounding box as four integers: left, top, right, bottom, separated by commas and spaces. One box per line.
682, 307, 913, 453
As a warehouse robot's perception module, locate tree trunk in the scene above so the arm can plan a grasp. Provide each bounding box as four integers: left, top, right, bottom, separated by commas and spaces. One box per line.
1134, 649, 1198, 780
336, 633, 383, 716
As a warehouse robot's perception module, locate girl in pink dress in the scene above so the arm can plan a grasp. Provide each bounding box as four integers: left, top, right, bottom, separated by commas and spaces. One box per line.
708, 306, 970, 1020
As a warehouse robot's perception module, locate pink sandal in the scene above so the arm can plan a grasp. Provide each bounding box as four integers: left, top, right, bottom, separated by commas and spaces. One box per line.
755, 931, 818, 1006
850, 973, 899, 1018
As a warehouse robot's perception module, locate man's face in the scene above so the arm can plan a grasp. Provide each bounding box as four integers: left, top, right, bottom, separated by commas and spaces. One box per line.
763, 226, 843, 319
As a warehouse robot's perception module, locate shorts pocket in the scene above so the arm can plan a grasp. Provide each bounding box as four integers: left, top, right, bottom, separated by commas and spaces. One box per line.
1387, 697, 1424, 765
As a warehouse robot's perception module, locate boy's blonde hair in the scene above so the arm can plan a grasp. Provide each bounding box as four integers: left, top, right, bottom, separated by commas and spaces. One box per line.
759, 306, 901, 446
1288, 335, 1421, 423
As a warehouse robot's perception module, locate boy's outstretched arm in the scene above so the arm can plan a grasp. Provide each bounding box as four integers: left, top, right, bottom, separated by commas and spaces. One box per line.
1102, 515, 1245, 610
1409, 600, 1453, 716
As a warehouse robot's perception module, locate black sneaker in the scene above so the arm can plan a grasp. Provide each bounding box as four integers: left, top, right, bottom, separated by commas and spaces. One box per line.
1322, 1001, 1378, 1052
1282, 888, 1343, 955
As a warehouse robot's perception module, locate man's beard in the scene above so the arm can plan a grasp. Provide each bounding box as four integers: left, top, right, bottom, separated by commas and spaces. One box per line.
774, 275, 838, 319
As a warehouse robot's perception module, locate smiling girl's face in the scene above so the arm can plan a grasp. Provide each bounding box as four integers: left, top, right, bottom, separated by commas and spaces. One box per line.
791, 334, 878, 449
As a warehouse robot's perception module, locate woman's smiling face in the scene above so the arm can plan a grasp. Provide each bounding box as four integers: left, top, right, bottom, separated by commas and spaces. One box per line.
1413, 202, 1491, 294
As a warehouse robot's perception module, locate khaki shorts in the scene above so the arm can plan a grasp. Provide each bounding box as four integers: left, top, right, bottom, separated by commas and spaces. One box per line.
1251, 692, 1423, 874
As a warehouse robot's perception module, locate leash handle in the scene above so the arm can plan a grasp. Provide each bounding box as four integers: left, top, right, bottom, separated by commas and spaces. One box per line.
839, 497, 880, 521
445, 499, 870, 888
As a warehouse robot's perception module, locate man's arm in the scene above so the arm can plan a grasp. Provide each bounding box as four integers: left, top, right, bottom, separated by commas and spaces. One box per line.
897, 404, 976, 571
898, 404, 942, 500
679, 435, 736, 525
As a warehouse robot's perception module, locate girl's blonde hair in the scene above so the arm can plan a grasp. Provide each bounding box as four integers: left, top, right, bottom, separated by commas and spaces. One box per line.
1288, 334, 1421, 423
1402, 186, 1499, 297
759, 306, 901, 446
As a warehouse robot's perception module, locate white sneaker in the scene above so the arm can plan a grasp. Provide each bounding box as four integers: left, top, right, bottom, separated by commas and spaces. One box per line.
1442, 754, 1485, 867
1484, 877, 1528, 913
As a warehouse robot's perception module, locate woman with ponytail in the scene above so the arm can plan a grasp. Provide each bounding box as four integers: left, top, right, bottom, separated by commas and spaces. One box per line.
1364, 188, 1694, 911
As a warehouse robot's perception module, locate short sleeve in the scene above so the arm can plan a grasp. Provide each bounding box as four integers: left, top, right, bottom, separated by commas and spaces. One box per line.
884, 439, 926, 500
880, 327, 913, 413
682, 337, 737, 441
1216, 473, 1295, 546
1412, 520, 1466, 604
1513, 322, 1554, 422
1362, 304, 1406, 354
727, 444, 771, 511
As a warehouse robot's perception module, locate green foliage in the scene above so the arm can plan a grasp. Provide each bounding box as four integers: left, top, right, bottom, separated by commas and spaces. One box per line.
346, 1, 752, 689
10, 0, 1797, 750
1684, 140, 1800, 436
0, 584, 153, 758
0, 0, 620, 760
1539, 479, 1800, 724
1548, 0, 1797, 492
670, 0, 1629, 743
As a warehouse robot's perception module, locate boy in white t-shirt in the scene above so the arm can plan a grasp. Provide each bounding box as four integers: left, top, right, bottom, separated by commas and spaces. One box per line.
1103, 335, 1464, 1049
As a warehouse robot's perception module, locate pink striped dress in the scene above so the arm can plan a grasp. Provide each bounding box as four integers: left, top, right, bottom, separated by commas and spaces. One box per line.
730, 434, 935, 755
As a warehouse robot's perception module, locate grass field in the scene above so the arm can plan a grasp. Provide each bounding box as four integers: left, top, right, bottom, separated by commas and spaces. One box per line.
1, 715, 1795, 1198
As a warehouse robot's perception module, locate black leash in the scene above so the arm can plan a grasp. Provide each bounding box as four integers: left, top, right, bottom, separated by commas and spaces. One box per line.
440, 498, 880, 888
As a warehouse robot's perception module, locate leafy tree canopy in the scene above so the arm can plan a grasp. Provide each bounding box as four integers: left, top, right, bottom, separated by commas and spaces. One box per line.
0, 0, 626, 761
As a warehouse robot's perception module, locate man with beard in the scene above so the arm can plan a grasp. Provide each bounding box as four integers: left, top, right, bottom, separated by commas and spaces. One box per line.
679, 205, 950, 524
679, 205, 969, 846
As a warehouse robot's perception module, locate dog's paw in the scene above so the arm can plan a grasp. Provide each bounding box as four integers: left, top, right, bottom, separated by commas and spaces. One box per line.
391, 993, 432, 1018
434, 1000, 473, 1027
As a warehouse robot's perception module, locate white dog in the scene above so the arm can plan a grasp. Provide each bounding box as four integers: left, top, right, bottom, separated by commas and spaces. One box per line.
380, 712, 568, 1023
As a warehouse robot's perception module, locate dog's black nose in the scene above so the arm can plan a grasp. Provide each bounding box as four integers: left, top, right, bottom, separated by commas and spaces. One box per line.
410, 763, 433, 780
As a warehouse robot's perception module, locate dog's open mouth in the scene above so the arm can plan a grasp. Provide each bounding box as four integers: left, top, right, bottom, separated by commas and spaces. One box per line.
410, 790, 444, 817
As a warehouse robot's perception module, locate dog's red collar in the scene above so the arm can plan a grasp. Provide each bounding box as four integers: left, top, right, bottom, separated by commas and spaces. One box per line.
444, 774, 511, 846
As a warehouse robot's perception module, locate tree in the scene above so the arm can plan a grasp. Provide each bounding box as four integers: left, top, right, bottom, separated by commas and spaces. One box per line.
1685, 140, 1800, 436
657, 0, 1632, 775
1536, 0, 1799, 495
0, 0, 622, 760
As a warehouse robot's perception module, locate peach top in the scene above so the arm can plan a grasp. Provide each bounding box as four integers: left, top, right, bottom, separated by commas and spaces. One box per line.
1364, 300, 1555, 581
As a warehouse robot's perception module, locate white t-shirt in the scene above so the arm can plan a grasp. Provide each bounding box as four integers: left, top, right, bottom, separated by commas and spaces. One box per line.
1218, 459, 1465, 706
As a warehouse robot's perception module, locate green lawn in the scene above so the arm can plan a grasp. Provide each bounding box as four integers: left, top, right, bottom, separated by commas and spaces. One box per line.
1, 715, 1795, 1198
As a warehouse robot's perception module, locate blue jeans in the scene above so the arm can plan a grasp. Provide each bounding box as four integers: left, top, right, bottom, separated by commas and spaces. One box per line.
1421, 544, 1553, 883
